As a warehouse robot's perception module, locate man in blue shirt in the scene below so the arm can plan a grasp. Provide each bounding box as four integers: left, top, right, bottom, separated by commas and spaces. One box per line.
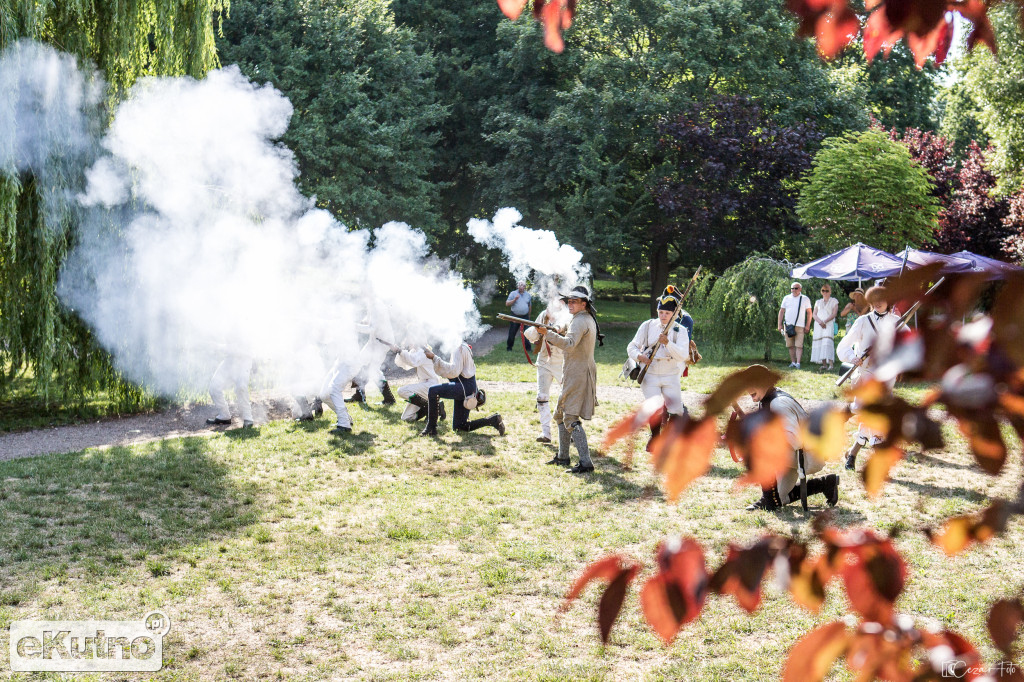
505, 281, 533, 352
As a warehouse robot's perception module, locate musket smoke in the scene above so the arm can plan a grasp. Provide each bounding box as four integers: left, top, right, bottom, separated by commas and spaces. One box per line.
2, 41, 483, 400
467, 207, 590, 302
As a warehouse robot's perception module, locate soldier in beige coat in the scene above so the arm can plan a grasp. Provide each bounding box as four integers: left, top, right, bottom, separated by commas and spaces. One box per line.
536, 285, 604, 474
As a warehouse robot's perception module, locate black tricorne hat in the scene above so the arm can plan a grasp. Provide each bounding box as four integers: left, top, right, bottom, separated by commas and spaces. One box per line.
559, 285, 594, 305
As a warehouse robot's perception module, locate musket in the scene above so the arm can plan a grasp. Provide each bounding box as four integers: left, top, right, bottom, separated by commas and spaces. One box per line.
835, 276, 946, 388
497, 313, 560, 331
636, 266, 704, 384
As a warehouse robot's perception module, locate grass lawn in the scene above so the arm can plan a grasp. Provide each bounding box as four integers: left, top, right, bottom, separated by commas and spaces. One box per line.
0, 391, 1020, 680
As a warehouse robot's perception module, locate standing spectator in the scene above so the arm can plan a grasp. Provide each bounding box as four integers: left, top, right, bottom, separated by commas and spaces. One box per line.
505, 281, 533, 352
811, 283, 839, 371
839, 288, 869, 333
777, 282, 812, 369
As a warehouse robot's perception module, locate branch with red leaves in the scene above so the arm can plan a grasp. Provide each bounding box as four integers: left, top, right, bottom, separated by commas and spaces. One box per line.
495, 0, 1018, 65
567, 266, 1024, 679
563, 520, 1024, 681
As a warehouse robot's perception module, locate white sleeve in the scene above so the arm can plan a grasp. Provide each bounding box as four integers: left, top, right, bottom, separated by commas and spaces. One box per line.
523, 312, 544, 343
627, 321, 649, 362
836, 317, 863, 363
432, 348, 465, 378
662, 324, 689, 363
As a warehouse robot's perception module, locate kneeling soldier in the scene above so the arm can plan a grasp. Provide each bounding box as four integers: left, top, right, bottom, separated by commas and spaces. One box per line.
745, 368, 839, 511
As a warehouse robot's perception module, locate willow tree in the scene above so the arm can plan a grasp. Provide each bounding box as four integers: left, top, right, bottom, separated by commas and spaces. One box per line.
0, 1, 226, 405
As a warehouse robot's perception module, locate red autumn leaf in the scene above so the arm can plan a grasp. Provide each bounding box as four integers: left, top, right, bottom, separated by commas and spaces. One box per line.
988, 599, 1024, 657
926, 500, 1010, 555
788, 553, 828, 612
992, 273, 1024, 366
640, 537, 708, 644
905, 16, 950, 66
496, 0, 528, 20
845, 627, 914, 681
597, 564, 640, 645
864, 0, 903, 60
727, 411, 793, 489
603, 395, 665, 449
800, 405, 852, 462
816, 4, 860, 58
958, 0, 998, 54
837, 536, 907, 623
562, 554, 639, 610
955, 413, 1007, 474
885, 0, 947, 36
862, 446, 905, 498
709, 537, 778, 613
782, 620, 850, 682
537, 0, 571, 53
703, 365, 781, 416
649, 416, 717, 502
920, 630, 986, 680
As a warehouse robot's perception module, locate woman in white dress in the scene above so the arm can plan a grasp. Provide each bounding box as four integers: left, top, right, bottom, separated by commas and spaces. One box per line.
810, 283, 839, 370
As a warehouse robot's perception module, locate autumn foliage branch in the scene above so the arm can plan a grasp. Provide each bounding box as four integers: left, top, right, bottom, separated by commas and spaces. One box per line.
495, 0, 1022, 64
563, 264, 1024, 679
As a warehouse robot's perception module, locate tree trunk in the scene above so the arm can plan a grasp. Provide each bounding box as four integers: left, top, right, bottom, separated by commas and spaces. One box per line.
649, 243, 670, 317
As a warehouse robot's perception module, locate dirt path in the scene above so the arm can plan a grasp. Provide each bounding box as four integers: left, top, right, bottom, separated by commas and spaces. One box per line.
1, 328, 846, 463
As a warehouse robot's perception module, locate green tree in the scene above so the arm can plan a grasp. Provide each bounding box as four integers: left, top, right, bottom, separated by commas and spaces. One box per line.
478, 0, 864, 297
956, 4, 1024, 190
829, 41, 941, 132
797, 130, 940, 252
0, 1, 225, 404
216, 0, 446, 232
690, 256, 795, 361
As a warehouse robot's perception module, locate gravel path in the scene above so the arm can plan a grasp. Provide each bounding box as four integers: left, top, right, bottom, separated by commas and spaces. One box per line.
0, 328, 846, 462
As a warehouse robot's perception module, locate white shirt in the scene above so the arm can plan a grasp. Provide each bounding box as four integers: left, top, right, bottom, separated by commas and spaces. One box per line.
396, 349, 441, 384
523, 307, 566, 371
506, 289, 532, 316
836, 310, 899, 370
780, 293, 811, 327
432, 343, 475, 379
627, 319, 689, 375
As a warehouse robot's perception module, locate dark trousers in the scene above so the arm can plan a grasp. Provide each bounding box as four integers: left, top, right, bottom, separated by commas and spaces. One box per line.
506, 321, 532, 352
427, 376, 477, 430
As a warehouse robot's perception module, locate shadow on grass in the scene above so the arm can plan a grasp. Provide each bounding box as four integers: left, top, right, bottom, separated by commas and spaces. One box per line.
909, 451, 979, 472
887, 476, 988, 503
0, 436, 262, 604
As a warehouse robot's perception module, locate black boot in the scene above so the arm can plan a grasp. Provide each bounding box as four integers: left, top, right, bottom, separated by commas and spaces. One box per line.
844, 439, 865, 470
345, 387, 365, 403
419, 394, 439, 436
746, 485, 783, 511
408, 394, 428, 421
465, 414, 505, 435
381, 381, 396, 406
645, 418, 663, 454
805, 474, 839, 507
438, 400, 447, 421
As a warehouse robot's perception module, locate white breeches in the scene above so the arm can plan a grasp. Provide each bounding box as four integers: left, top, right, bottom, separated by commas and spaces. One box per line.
319, 358, 354, 428
775, 450, 825, 497
537, 365, 561, 438
851, 368, 896, 444
640, 372, 685, 415
210, 356, 253, 422
398, 380, 439, 421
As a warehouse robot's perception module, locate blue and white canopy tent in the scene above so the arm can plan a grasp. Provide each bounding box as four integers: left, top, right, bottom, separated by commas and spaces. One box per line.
790, 242, 906, 285
894, 247, 975, 274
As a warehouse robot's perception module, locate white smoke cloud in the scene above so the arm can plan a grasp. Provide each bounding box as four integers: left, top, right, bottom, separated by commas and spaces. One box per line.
467, 207, 590, 303
0, 43, 485, 401
0, 40, 102, 228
